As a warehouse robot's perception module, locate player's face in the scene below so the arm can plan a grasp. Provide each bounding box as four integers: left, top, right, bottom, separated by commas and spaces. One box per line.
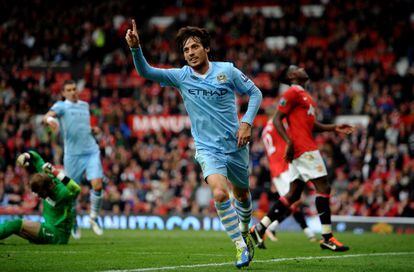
35, 189, 48, 199
296, 67, 309, 81
182, 37, 210, 70
62, 83, 79, 102
287, 66, 309, 83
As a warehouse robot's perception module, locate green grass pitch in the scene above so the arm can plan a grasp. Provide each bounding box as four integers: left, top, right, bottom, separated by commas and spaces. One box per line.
1, 230, 413, 271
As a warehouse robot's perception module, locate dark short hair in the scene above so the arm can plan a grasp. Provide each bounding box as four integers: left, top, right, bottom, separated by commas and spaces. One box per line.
30, 173, 53, 194
62, 79, 76, 90
176, 26, 211, 53
278, 65, 298, 85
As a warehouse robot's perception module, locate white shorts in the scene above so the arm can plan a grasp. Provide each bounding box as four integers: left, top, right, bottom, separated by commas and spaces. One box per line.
291, 150, 327, 182
272, 164, 297, 196
272, 150, 327, 196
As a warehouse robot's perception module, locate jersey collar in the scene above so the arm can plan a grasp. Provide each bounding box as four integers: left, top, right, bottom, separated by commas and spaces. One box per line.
64, 99, 79, 105
191, 61, 212, 79
291, 84, 305, 91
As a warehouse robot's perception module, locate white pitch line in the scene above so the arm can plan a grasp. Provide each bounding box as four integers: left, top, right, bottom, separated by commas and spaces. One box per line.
101, 251, 414, 272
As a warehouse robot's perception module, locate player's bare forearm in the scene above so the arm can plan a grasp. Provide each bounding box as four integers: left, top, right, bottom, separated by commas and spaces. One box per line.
273, 110, 291, 145
314, 121, 354, 134
273, 110, 294, 162
313, 121, 336, 132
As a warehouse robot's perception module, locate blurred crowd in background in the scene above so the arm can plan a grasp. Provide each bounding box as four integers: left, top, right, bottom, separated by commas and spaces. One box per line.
1, 0, 414, 218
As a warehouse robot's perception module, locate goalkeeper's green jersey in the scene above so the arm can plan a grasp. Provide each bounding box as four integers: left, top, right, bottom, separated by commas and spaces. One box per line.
28, 151, 80, 235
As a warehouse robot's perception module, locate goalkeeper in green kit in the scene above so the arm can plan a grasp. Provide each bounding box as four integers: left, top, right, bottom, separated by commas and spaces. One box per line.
0, 151, 80, 244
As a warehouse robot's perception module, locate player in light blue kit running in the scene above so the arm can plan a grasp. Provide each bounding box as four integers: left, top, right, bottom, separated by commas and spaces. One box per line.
126, 20, 262, 268
43, 80, 104, 238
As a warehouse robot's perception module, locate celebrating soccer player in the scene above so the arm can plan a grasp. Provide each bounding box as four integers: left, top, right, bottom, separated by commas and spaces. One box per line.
0, 151, 80, 244
125, 19, 262, 268
43, 80, 104, 238
250, 65, 354, 252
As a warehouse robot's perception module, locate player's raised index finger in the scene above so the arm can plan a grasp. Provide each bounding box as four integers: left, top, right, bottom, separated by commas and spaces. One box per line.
132, 19, 138, 33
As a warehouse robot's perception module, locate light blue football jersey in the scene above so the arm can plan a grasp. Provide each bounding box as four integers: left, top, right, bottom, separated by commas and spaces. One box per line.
131, 47, 262, 153
50, 100, 99, 155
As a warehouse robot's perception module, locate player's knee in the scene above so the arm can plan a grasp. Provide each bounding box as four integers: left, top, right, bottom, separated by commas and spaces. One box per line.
317, 185, 331, 195
313, 178, 331, 195
91, 179, 103, 191
285, 181, 304, 203
212, 188, 229, 202
288, 193, 301, 204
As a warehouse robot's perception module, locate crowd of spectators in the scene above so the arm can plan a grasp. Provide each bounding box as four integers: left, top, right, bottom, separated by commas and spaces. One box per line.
1, 0, 414, 218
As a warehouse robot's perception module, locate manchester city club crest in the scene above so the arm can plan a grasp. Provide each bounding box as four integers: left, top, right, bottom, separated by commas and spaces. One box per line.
217, 73, 227, 83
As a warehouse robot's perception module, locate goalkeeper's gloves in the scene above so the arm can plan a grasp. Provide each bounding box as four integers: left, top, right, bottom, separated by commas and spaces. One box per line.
16, 152, 30, 167
42, 162, 65, 180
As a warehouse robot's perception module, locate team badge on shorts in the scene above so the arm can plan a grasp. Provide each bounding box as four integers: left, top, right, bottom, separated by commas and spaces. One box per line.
316, 165, 324, 172
304, 153, 315, 161
217, 73, 227, 83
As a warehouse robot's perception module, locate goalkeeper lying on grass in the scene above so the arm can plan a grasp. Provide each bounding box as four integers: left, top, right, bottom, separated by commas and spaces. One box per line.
0, 151, 80, 244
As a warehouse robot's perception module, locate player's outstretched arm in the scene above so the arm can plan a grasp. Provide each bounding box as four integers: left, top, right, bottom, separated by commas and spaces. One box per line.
16, 150, 46, 173
314, 121, 354, 134
273, 110, 294, 162
125, 19, 181, 87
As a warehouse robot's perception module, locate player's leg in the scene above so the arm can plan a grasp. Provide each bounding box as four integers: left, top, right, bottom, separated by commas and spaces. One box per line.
227, 147, 252, 234
86, 151, 104, 235
297, 150, 349, 251
18, 220, 41, 240
208, 174, 250, 268
250, 179, 304, 247
312, 176, 349, 251
195, 150, 249, 268
26, 222, 69, 244
291, 203, 316, 242
265, 220, 279, 242
227, 147, 254, 261
0, 219, 60, 244
64, 154, 86, 239
0, 219, 23, 240
232, 185, 254, 261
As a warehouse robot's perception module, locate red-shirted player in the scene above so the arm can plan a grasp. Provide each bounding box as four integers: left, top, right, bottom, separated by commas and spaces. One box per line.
259, 119, 316, 248
251, 65, 354, 252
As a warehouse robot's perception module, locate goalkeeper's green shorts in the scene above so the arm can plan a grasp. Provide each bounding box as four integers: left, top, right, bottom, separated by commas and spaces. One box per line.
31, 223, 70, 244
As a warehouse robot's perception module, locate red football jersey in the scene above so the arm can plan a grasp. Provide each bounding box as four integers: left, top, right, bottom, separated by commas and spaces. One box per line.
277, 85, 318, 158
262, 120, 288, 178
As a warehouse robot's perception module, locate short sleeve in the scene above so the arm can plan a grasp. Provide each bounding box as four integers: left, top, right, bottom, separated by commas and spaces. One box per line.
50, 101, 66, 117
231, 64, 255, 94
277, 88, 299, 114
159, 68, 184, 88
